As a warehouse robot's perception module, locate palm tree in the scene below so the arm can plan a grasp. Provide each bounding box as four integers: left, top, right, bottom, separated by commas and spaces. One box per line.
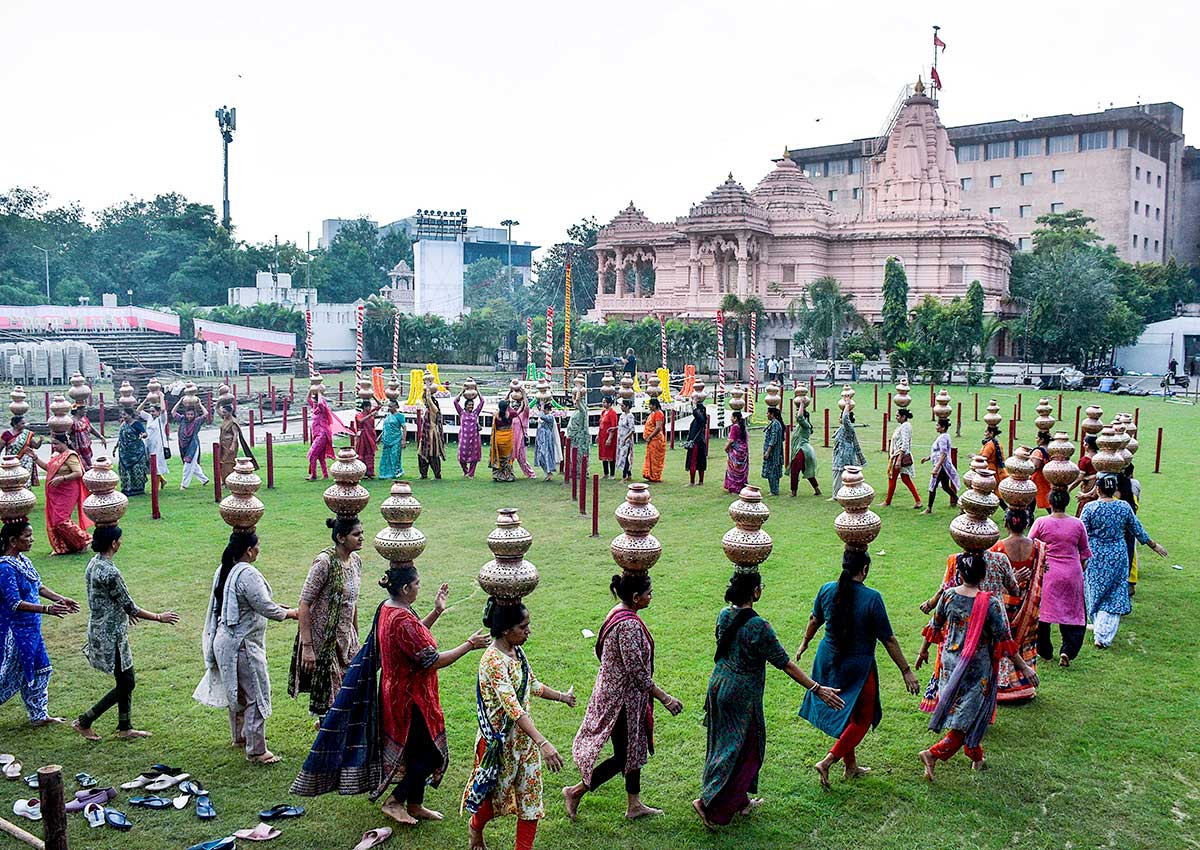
719, 294, 765, 380
170, 302, 208, 341
786, 276, 863, 359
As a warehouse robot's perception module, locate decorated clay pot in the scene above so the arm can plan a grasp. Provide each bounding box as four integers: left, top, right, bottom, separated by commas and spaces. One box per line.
323, 448, 370, 517
998, 446, 1037, 509
82, 456, 128, 527
47, 395, 73, 434
182, 382, 200, 410
961, 453, 991, 491
765, 383, 782, 409
68, 372, 91, 407
1035, 398, 1055, 434
894, 379, 912, 409
611, 483, 662, 574
950, 465, 1000, 551
834, 466, 881, 549
619, 375, 635, 401
1111, 422, 1132, 464
1081, 404, 1104, 437
792, 385, 810, 414
0, 456, 36, 522
478, 508, 539, 600
647, 373, 662, 401
116, 382, 136, 409
463, 378, 478, 401
983, 399, 1002, 429
357, 377, 375, 401
423, 372, 434, 391
8, 386, 29, 419
385, 379, 401, 402
1042, 432, 1080, 489
536, 378, 553, 404
216, 384, 235, 408
219, 457, 265, 531
601, 372, 616, 398
374, 481, 426, 565
1091, 426, 1127, 474
309, 374, 326, 396
933, 389, 952, 421
728, 385, 745, 413
691, 379, 706, 404
721, 486, 772, 572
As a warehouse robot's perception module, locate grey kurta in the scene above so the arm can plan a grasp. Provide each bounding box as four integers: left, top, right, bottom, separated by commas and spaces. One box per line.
194, 563, 289, 718
140, 410, 169, 475
616, 411, 636, 469
83, 554, 140, 674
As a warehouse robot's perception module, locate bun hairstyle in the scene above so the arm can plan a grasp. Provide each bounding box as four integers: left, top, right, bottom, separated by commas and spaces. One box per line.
482, 597, 528, 638
648, 397, 662, 411
956, 550, 987, 585
215, 530, 259, 605
326, 516, 361, 544
937, 418, 951, 431
1084, 435, 1098, 452
1049, 488, 1070, 512
895, 408, 912, 421
1004, 509, 1030, 535
0, 520, 31, 551
91, 524, 123, 553
830, 548, 870, 652
9, 416, 23, 428
1097, 474, 1119, 497
610, 572, 651, 605
1037, 430, 1052, 445
724, 571, 761, 605
379, 564, 418, 596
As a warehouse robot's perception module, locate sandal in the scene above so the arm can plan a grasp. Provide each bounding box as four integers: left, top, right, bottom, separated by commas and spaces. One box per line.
179, 780, 208, 796
352, 827, 394, 850
84, 802, 105, 829
258, 804, 305, 820
185, 839, 236, 850
234, 822, 283, 841
247, 751, 282, 765
146, 772, 190, 792
105, 809, 134, 831
121, 772, 164, 790
196, 795, 217, 820
3, 761, 22, 779
76, 772, 98, 788
129, 796, 174, 809
23, 773, 39, 788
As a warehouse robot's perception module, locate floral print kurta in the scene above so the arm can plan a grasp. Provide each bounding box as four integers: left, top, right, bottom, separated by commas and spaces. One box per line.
468, 645, 546, 819
832, 412, 865, 471
83, 555, 140, 674
1081, 499, 1148, 618
288, 550, 361, 714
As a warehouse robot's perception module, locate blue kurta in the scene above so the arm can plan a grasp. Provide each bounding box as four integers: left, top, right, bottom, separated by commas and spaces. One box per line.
0, 554, 50, 693
800, 581, 893, 738
534, 410, 562, 474
377, 411, 406, 479
1081, 499, 1148, 617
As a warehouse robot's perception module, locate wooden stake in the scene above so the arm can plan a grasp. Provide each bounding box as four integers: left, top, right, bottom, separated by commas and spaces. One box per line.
0, 815, 44, 849
881, 413, 889, 452
249, 410, 255, 447
579, 455, 588, 515
1154, 427, 1163, 473
212, 443, 221, 502
150, 455, 160, 520
823, 408, 830, 448
37, 765, 65, 850
266, 432, 275, 490
98, 393, 105, 437
591, 474, 600, 537
302, 405, 310, 443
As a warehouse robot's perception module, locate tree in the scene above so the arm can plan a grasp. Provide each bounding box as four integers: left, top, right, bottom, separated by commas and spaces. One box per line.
1030, 209, 1104, 253
719, 294, 765, 380
881, 257, 909, 350
788, 276, 864, 359
530, 217, 600, 316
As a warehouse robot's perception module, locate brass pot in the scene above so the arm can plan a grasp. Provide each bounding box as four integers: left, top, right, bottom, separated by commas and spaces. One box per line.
182, 382, 200, 409
950, 514, 1000, 552
601, 372, 616, 398
83, 457, 128, 527
357, 378, 375, 400
998, 476, 1037, 508
478, 508, 539, 600
220, 457, 264, 530
647, 374, 662, 401
375, 481, 427, 565
834, 465, 875, 511
386, 379, 401, 402
0, 456, 35, 522
68, 373, 91, 407
1035, 398, 1055, 433
8, 386, 29, 419
792, 385, 810, 413
962, 454, 991, 491
324, 448, 369, 517
764, 383, 782, 409
933, 389, 952, 421
722, 486, 772, 570
894, 379, 912, 409
983, 399, 1002, 429
1080, 404, 1104, 437
47, 395, 73, 434
619, 376, 634, 401
834, 509, 882, 549
612, 483, 663, 573
728, 386, 745, 412
691, 379, 706, 404
463, 378, 478, 401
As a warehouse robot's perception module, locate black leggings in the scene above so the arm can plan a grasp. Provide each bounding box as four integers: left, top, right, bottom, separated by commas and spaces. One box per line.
1038, 622, 1085, 661
927, 468, 959, 506
603, 460, 615, 476
79, 646, 135, 731
389, 707, 441, 806
587, 709, 641, 794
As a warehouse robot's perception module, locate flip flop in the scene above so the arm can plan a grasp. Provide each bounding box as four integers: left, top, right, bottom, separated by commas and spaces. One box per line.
105, 809, 133, 831
76, 772, 98, 788
0, 755, 13, 766
185, 838, 236, 850
173, 793, 191, 810
234, 822, 282, 841
129, 796, 174, 809
179, 780, 208, 796
121, 772, 164, 790
4, 760, 22, 779
24, 773, 39, 788
151, 764, 181, 775
146, 772, 190, 792
196, 795, 217, 820
352, 827, 394, 850
84, 802, 105, 828
258, 804, 305, 820
12, 798, 41, 821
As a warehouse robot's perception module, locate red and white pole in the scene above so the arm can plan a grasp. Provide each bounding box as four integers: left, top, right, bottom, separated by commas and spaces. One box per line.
355, 304, 364, 385
715, 310, 726, 426
749, 312, 758, 407
526, 317, 533, 369
544, 307, 554, 384
391, 312, 400, 383
305, 310, 315, 376
659, 314, 667, 372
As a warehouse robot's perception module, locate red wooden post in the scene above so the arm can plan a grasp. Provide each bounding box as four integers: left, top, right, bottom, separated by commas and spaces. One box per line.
302, 405, 310, 443
881, 413, 889, 451
270, 386, 277, 415
1017, 392, 1023, 421
44, 392, 50, 418
669, 410, 676, 450
1008, 418, 1016, 457
1074, 406, 1081, 442
249, 409, 255, 447
98, 392, 105, 437
591, 474, 600, 537
874, 383, 878, 409
149, 455, 160, 520
974, 394, 979, 421
266, 432, 275, 489
245, 374, 250, 394
579, 455, 588, 515
784, 423, 791, 463
571, 448, 579, 497
1154, 427, 1163, 473
930, 383, 935, 408
212, 443, 222, 502
1134, 407, 1140, 427
886, 392, 892, 418
258, 390, 264, 420
1057, 393, 1063, 421
823, 408, 830, 448
289, 376, 295, 399
809, 376, 816, 405
282, 401, 289, 433
955, 401, 962, 437
267, 375, 272, 395
338, 381, 344, 404
232, 382, 238, 414
951, 447, 959, 468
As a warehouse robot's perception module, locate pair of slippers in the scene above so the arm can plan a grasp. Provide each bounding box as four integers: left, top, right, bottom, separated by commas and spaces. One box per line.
233, 822, 282, 841
258, 804, 304, 821
120, 764, 186, 790
66, 786, 117, 812
2, 759, 22, 779
353, 827, 394, 849
79, 802, 132, 831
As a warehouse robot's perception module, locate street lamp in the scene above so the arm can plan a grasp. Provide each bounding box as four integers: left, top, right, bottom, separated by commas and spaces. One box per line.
127, 288, 133, 306
500, 219, 519, 289
32, 245, 49, 300
214, 105, 237, 229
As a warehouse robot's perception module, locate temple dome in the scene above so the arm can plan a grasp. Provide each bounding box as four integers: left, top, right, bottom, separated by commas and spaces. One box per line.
751, 155, 835, 217
687, 174, 768, 226
871, 80, 960, 216
606, 201, 653, 229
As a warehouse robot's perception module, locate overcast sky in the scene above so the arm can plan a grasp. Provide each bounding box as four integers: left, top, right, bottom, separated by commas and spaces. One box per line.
2, 0, 1196, 256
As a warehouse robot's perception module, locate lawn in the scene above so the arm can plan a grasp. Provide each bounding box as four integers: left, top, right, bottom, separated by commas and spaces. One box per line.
6, 385, 1199, 850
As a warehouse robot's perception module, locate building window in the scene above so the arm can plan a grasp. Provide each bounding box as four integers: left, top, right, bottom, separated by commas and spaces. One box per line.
988, 206, 1002, 216
1132, 235, 1138, 248
1020, 172, 1034, 186
1052, 169, 1066, 183
1019, 205, 1033, 218
960, 177, 973, 190
962, 208, 971, 213
1079, 130, 1109, 151
782, 264, 796, 283
1134, 201, 1140, 213
949, 266, 964, 284
828, 159, 847, 176
956, 144, 981, 162
1048, 134, 1074, 154
1156, 207, 1161, 221
806, 162, 824, 177
849, 158, 863, 174
828, 190, 839, 202
986, 141, 1011, 160
1016, 138, 1043, 157
1146, 171, 1152, 184
1018, 237, 1032, 251
1155, 240, 1160, 252
990, 175, 1002, 188
1158, 174, 1163, 188
851, 187, 862, 200
1051, 202, 1064, 213
1135, 166, 1141, 179
1115, 128, 1129, 147
1146, 206, 1150, 217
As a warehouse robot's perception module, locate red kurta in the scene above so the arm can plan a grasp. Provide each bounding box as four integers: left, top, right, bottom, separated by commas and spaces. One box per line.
597, 407, 619, 462
378, 604, 449, 787
354, 407, 380, 476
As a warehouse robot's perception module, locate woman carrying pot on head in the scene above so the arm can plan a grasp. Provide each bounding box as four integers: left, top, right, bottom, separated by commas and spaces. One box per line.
723, 410, 750, 495
489, 399, 518, 483
378, 401, 407, 480
684, 399, 709, 487
830, 410, 865, 500
616, 399, 636, 483
289, 517, 365, 719
641, 398, 666, 484
73, 525, 179, 741
463, 599, 576, 850
115, 407, 149, 496
533, 401, 563, 482
0, 519, 80, 726
564, 572, 683, 822
920, 419, 960, 515
884, 409, 922, 509
760, 407, 785, 497
172, 397, 210, 489
33, 432, 93, 555
597, 397, 619, 480
135, 398, 169, 488
509, 393, 536, 479
1, 416, 41, 486
789, 405, 820, 497
194, 531, 299, 764
353, 399, 382, 479
70, 405, 106, 471
1029, 489, 1091, 667
455, 389, 483, 479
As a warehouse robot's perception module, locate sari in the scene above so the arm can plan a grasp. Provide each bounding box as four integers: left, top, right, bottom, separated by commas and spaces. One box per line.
288, 549, 362, 716
2, 429, 39, 486
44, 450, 93, 555
72, 416, 95, 470
534, 410, 563, 475
723, 421, 749, 494
117, 418, 148, 496
377, 411, 406, 479
489, 413, 516, 482
989, 538, 1045, 701
642, 410, 665, 482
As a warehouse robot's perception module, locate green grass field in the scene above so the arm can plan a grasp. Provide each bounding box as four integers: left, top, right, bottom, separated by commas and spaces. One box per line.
6, 386, 1199, 850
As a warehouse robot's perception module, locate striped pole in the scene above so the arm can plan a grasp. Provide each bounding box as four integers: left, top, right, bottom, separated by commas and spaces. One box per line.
716, 310, 726, 428
749, 312, 757, 408
660, 314, 667, 371
355, 304, 364, 385
391, 312, 400, 382
526, 317, 533, 369
305, 310, 314, 376
544, 307, 554, 384
563, 262, 572, 392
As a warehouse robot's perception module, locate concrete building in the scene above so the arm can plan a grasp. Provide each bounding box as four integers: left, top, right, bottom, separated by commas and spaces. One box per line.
227, 271, 318, 310
1115, 315, 1200, 376
791, 101, 1195, 264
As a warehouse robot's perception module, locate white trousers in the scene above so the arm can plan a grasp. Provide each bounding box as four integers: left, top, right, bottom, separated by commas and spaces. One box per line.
1093, 610, 1121, 647
181, 456, 209, 488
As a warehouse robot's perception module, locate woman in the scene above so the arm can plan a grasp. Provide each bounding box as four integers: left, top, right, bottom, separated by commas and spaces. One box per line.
194, 531, 298, 764
219, 405, 250, 483
1029, 430, 1052, 517
884, 409, 922, 508
1080, 474, 1167, 648
641, 398, 666, 484
564, 573, 683, 821
463, 600, 576, 850
695, 572, 843, 828
921, 419, 960, 514
684, 400, 709, 486
509, 395, 535, 479
981, 424, 1007, 484
616, 399, 636, 482
307, 392, 338, 481
490, 399, 518, 483
0, 520, 79, 725
1030, 489, 1091, 666
1071, 436, 1098, 516
136, 399, 169, 487
173, 398, 210, 489
455, 391, 482, 478
71, 406, 106, 471
115, 408, 149, 496
378, 401, 407, 480
353, 400, 381, 479
830, 410, 864, 499
916, 552, 1038, 780
2, 417, 41, 486
73, 526, 178, 741
989, 510, 1046, 701
290, 564, 488, 822
797, 550, 919, 787
417, 385, 445, 480
534, 402, 563, 481
723, 411, 749, 494
1118, 465, 1141, 598
566, 392, 590, 479
760, 407, 784, 496
789, 407, 820, 497
597, 397, 618, 480
34, 432, 93, 555
289, 518, 364, 718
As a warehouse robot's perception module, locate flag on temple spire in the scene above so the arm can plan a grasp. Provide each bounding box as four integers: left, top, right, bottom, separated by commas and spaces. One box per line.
930, 66, 943, 90
934, 32, 947, 51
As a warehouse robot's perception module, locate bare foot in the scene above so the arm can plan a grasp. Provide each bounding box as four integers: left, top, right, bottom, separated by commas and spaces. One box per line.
844, 766, 871, 780
921, 508, 933, 515
115, 729, 152, 739
971, 759, 988, 772
406, 804, 443, 821
30, 717, 65, 727
919, 749, 937, 782
1059, 653, 1070, 668
625, 803, 663, 819
692, 799, 716, 830
562, 786, 583, 821
814, 760, 831, 789
468, 821, 488, 850
381, 800, 418, 825
738, 798, 764, 815
72, 720, 101, 741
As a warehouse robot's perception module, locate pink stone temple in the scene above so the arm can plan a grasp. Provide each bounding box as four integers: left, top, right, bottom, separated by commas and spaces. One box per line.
589, 81, 1016, 354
